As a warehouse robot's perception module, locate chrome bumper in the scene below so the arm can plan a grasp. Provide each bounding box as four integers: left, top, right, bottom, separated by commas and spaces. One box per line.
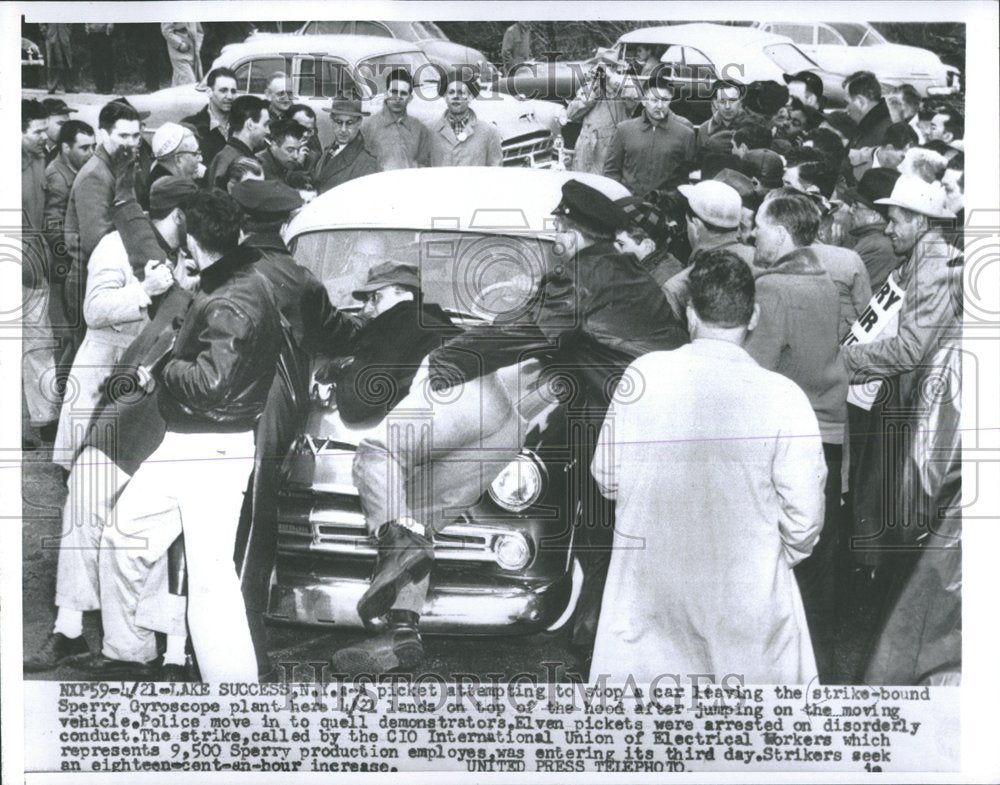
266, 562, 578, 634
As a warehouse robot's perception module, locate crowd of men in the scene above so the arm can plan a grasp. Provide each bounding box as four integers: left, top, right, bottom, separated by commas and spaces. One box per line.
21, 46, 963, 684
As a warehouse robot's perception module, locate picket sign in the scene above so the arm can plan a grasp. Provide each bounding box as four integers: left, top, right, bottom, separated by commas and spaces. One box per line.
843, 273, 906, 410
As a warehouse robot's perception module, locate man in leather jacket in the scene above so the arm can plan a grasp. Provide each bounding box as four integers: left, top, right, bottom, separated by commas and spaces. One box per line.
98, 190, 283, 682
336, 180, 688, 675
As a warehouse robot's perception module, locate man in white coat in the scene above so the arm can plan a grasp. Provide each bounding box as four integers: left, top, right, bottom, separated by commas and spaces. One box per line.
52, 177, 190, 471
590, 250, 827, 685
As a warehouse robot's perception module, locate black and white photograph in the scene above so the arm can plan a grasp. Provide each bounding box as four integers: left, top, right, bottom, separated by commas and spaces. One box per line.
2, 1, 998, 781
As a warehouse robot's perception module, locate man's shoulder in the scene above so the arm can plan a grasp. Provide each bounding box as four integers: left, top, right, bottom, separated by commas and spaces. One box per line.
89, 230, 126, 262
812, 242, 865, 271
181, 105, 210, 129
44, 157, 73, 185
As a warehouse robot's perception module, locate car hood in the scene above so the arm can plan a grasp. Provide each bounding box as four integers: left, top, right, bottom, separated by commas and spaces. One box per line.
419, 39, 491, 71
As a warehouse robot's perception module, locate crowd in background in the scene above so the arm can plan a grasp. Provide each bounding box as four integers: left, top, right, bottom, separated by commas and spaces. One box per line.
20, 32, 964, 686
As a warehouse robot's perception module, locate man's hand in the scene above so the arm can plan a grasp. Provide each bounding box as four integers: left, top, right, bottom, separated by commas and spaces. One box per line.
142, 260, 174, 297
111, 147, 138, 205
176, 40, 190, 53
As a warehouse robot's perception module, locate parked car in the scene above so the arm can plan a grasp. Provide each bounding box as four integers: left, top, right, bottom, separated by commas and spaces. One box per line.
74, 35, 563, 168
284, 20, 498, 81
751, 22, 961, 101
265, 166, 631, 634
612, 23, 829, 107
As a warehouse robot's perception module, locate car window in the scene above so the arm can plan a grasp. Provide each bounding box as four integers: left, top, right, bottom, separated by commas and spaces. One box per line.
303, 21, 351, 35
768, 23, 814, 45
233, 56, 288, 94
356, 51, 438, 94
296, 56, 358, 99
682, 47, 717, 80
817, 26, 845, 45
292, 229, 549, 321
355, 21, 393, 37
762, 44, 818, 73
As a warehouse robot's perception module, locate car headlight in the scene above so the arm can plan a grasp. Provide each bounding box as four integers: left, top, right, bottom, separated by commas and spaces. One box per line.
494, 533, 531, 570
488, 453, 545, 512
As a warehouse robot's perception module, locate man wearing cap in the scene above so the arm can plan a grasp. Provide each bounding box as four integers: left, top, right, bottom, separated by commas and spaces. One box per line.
590, 251, 825, 684
842, 169, 904, 290
614, 197, 683, 286
52, 177, 192, 471
150, 122, 204, 185
661, 180, 754, 325
841, 175, 961, 583
784, 70, 824, 111
604, 72, 696, 199
41, 98, 77, 166
746, 191, 848, 681
841, 175, 961, 413
205, 95, 270, 190
714, 167, 762, 246
362, 69, 433, 171
429, 72, 503, 167
336, 263, 460, 424
313, 96, 380, 194
340, 179, 687, 674
744, 148, 785, 196
566, 53, 637, 175
228, 178, 362, 676
696, 79, 747, 159
182, 67, 239, 168
63, 100, 143, 364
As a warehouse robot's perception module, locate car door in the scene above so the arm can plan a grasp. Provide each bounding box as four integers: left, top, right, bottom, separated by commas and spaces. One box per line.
232, 55, 294, 96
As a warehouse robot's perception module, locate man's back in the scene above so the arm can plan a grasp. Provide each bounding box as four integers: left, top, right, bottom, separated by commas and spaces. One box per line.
590, 341, 825, 683
745, 248, 847, 442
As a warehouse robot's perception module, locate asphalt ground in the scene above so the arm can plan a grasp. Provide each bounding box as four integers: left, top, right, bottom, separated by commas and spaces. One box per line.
22, 443, 890, 685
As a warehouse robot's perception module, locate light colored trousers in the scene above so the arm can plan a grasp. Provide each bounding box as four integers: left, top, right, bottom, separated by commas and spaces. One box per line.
100, 430, 257, 681
353, 362, 547, 614
55, 446, 185, 631
22, 285, 60, 427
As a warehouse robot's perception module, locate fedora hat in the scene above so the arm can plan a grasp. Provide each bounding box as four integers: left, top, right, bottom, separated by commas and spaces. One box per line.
325, 95, 369, 117
352, 261, 420, 300
875, 175, 955, 219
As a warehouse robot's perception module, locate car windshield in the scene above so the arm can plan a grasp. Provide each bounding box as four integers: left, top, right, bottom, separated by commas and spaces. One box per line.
828, 22, 887, 47
292, 229, 552, 321
762, 43, 818, 73
356, 51, 440, 91
387, 21, 448, 41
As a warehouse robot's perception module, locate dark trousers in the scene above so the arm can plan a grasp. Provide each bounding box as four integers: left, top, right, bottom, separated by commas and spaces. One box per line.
795, 441, 843, 682
87, 33, 114, 93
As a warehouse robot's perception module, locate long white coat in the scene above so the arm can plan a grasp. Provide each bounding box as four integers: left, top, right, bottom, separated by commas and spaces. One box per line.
53, 232, 151, 469
590, 339, 827, 685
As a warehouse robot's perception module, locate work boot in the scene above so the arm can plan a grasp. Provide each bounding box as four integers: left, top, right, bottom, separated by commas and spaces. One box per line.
24, 632, 90, 672
330, 610, 424, 676
357, 520, 433, 623
85, 654, 157, 680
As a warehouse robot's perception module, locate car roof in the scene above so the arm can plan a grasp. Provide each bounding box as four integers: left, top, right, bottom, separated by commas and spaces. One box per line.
619, 23, 794, 50
286, 168, 631, 240
215, 34, 422, 65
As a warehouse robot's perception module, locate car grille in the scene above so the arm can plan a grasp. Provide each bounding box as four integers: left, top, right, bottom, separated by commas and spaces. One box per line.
276, 491, 525, 565
502, 130, 556, 167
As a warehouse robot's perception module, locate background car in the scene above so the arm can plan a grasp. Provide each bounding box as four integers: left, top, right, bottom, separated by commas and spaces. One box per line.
266, 166, 631, 634
74, 35, 564, 168
610, 23, 831, 118
751, 21, 961, 101
286, 20, 498, 81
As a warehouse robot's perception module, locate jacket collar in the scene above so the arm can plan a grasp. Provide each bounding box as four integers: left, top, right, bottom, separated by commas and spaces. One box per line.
850, 221, 888, 239
376, 107, 414, 128
241, 232, 288, 253
858, 99, 889, 132
755, 246, 825, 278
641, 110, 673, 131
435, 108, 479, 141
198, 244, 263, 294
323, 133, 365, 168
226, 136, 254, 156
